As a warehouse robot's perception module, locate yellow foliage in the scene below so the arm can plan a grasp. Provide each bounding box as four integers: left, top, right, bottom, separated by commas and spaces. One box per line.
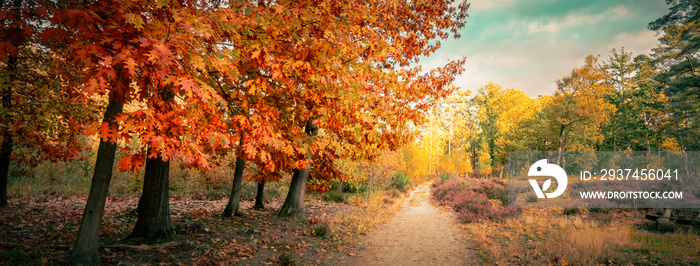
660, 137, 681, 151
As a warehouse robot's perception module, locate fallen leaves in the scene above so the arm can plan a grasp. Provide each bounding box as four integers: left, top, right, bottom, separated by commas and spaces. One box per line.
0, 194, 390, 265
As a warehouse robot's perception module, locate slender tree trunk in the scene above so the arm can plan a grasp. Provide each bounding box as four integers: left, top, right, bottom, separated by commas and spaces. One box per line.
489, 139, 495, 170
0, 131, 11, 208
70, 98, 124, 265
367, 173, 374, 199
678, 135, 693, 179
470, 139, 478, 176
129, 151, 172, 241
279, 118, 317, 218
0, 24, 18, 208
557, 128, 565, 165
223, 156, 245, 217
334, 181, 342, 193
252, 179, 265, 210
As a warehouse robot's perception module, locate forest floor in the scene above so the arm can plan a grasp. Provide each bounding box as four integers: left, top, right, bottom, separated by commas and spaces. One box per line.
0, 190, 408, 265
340, 184, 481, 265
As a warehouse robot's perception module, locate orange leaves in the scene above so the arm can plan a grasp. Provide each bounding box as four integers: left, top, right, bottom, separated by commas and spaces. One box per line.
122, 13, 145, 30
117, 154, 144, 172
42, 0, 240, 171
92, 122, 119, 143
123, 58, 137, 76
250, 49, 262, 60
37, 0, 470, 176
146, 43, 172, 63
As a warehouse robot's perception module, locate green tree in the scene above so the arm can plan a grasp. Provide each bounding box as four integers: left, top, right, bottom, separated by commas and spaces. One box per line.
600, 48, 666, 152
469, 83, 539, 177
649, 0, 700, 178
548, 55, 615, 164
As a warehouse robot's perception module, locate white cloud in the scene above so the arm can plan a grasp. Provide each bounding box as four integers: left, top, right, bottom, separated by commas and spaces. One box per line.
471, 0, 523, 11
527, 5, 631, 34
417, 2, 664, 98
608, 30, 660, 55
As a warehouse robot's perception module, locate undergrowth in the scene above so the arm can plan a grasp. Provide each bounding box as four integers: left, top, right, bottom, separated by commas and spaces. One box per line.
432, 178, 518, 223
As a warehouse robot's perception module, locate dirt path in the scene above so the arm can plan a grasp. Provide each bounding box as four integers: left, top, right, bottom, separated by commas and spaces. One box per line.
341, 183, 481, 265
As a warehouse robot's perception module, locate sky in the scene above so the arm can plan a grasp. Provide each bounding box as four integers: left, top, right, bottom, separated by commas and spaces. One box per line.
420, 0, 670, 97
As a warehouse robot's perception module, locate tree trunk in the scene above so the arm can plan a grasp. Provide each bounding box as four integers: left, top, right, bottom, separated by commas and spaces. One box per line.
70, 98, 124, 266
367, 173, 374, 199
279, 168, 309, 218
0, 131, 11, 208
0, 24, 18, 208
678, 136, 693, 180
129, 152, 172, 241
470, 139, 478, 176
334, 181, 342, 193
222, 156, 245, 217
279, 118, 317, 218
556, 128, 565, 165
252, 179, 265, 210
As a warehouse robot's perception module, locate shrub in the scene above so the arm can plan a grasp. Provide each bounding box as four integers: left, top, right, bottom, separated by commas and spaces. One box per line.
385, 187, 402, 198
637, 220, 684, 233
439, 173, 451, 181
322, 192, 346, 203
526, 195, 539, 203
311, 224, 329, 238
392, 171, 410, 192
343, 181, 367, 194
590, 212, 614, 225
432, 179, 468, 205
279, 253, 295, 266
588, 207, 611, 214
563, 208, 581, 215
471, 179, 509, 205
432, 178, 516, 223
452, 190, 490, 222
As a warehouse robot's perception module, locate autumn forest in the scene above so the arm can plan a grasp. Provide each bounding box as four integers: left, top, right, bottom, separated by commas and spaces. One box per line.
1, 0, 699, 265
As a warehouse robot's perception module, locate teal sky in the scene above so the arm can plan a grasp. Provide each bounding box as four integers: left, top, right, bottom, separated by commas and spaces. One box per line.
421, 0, 669, 97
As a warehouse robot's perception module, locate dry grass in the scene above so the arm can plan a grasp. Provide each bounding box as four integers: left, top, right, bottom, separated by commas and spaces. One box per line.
463, 208, 699, 265
317, 188, 408, 241
539, 226, 630, 264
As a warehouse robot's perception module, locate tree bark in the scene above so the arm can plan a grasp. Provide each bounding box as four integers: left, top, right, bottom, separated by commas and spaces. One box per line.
678, 135, 693, 180
0, 15, 19, 207
278, 168, 309, 218
469, 138, 481, 177
556, 126, 565, 165
70, 98, 124, 266
0, 131, 11, 208
279, 118, 317, 218
222, 156, 245, 217
252, 179, 265, 210
129, 151, 172, 241
334, 181, 342, 193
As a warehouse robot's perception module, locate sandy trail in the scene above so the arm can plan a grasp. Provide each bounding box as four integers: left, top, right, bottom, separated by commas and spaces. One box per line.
342, 184, 481, 265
